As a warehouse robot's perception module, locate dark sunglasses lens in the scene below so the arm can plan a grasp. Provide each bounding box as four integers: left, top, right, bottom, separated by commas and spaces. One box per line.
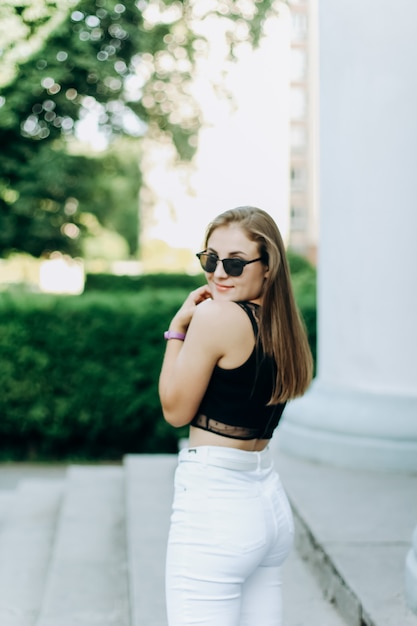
200, 254, 217, 272
223, 259, 244, 276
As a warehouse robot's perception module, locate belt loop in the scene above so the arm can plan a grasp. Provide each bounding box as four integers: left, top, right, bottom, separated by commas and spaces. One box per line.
188, 446, 209, 466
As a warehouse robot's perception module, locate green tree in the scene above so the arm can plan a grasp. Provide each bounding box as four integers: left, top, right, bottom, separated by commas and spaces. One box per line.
0, 138, 141, 258
0, 0, 276, 258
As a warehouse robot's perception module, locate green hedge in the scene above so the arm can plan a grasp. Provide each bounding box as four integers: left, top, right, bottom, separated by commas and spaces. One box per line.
288, 254, 317, 369
0, 263, 316, 461
0, 290, 190, 460
84, 272, 204, 292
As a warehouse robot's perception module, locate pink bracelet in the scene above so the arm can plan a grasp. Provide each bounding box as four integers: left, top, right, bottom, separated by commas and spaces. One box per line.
164, 330, 186, 341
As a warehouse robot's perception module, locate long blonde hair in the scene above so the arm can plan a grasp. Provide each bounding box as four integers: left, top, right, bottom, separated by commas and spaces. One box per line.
205, 206, 313, 403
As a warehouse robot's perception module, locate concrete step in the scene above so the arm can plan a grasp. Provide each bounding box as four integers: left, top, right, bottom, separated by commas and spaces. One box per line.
36, 466, 129, 626
0, 491, 16, 526
0, 479, 63, 626
274, 448, 417, 626
125, 454, 177, 626
283, 548, 349, 626
0, 455, 357, 626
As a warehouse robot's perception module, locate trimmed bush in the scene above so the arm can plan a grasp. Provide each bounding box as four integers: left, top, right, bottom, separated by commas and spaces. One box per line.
288, 256, 317, 369
84, 272, 204, 293
0, 290, 189, 460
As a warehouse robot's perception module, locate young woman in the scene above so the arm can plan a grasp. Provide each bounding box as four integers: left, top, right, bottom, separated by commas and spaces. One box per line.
159, 206, 313, 626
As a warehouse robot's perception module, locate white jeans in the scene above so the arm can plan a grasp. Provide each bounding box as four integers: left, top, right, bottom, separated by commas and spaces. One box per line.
165, 445, 294, 626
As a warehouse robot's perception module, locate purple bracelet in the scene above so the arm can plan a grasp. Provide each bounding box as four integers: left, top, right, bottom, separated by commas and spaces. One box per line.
164, 330, 186, 341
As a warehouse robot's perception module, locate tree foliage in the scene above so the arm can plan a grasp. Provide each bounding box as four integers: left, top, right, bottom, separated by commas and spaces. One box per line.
0, 0, 276, 258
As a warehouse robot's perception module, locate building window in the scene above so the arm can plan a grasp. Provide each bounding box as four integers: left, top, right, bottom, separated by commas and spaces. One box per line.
290, 87, 307, 119
291, 205, 307, 231
290, 49, 307, 82
290, 126, 307, 151
291, 13, 308, 41
291, 166, 307, 191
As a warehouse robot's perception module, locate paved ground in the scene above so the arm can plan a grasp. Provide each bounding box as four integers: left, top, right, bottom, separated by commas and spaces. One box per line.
1, 442, 416, 626
0, 456, 347, 626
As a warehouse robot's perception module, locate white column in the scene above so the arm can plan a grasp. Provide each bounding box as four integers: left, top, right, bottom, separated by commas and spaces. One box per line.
278, 0, 417, 611
280, 0, 417, 471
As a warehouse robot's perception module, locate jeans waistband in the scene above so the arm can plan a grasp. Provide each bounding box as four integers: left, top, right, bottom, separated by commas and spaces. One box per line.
179, 445, 273, 471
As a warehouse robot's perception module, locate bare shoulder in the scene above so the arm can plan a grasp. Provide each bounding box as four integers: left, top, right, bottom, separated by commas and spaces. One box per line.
190, 299, 251, 335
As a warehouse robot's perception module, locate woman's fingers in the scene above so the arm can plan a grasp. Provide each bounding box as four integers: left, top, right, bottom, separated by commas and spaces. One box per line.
193, 285, 212, 305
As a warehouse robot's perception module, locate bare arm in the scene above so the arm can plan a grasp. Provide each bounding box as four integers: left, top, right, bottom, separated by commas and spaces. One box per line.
158, 289, 243, 427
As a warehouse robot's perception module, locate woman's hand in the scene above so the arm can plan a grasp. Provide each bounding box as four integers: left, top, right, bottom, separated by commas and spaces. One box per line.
169, 285, 212, 334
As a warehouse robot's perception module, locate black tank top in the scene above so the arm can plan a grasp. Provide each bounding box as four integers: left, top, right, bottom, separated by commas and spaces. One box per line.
190, 302, 286, 440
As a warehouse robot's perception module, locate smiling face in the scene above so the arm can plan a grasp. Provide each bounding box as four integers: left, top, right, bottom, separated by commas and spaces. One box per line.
204, 224, 269, 304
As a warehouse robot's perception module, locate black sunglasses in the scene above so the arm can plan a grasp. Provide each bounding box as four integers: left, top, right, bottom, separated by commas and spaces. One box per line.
196, 252, 263, 277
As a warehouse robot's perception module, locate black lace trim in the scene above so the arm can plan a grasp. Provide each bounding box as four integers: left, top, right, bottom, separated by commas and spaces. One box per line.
191, 414, 261, 440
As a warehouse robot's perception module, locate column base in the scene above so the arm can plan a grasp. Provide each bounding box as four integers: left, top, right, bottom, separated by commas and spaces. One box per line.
278, 379, 417, 472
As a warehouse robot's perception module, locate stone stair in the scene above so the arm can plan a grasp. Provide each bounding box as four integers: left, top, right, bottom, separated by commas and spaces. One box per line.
0, 480, 63, 626
0, 457, 176, 626
36, 467, 130, 626
125, 455, 177, 626
0, 455, 349, 626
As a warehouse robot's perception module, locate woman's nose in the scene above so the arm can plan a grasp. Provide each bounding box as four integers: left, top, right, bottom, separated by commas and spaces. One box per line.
213, 259, 228, 277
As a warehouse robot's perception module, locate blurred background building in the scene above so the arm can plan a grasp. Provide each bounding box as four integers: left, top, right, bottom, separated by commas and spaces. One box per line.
287, 0, 319, 264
